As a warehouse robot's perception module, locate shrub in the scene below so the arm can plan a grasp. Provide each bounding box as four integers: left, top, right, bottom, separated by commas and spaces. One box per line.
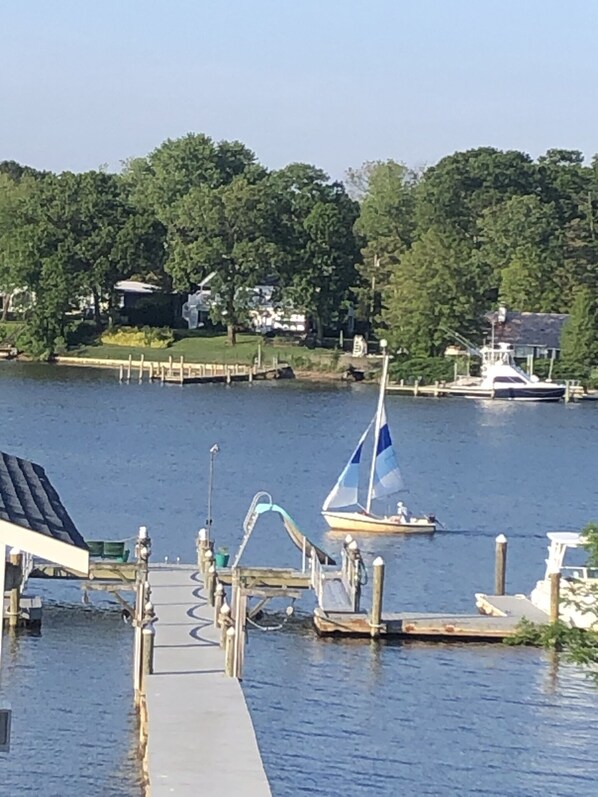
388, 356, 454, 385
101, 326, 174, 349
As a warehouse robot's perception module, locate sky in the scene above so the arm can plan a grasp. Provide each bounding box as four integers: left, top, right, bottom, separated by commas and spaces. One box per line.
1, 0, 597, 180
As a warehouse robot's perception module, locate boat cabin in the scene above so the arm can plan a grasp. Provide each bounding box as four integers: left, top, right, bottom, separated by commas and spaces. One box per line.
542, 531, 598, 582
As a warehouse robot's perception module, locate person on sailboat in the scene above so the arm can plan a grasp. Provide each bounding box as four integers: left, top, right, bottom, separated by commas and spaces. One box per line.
396, 500, 410, 523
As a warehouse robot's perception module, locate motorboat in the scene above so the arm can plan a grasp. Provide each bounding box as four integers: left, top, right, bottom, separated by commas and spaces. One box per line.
530, 531, 598, 628
321, 344, 437, 534
448, 343, 566, 401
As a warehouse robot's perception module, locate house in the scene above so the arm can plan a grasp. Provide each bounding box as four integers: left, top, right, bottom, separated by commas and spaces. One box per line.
485, 307, 569, 359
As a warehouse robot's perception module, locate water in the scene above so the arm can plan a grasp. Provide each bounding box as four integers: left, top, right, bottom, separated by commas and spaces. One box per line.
1, 362, 598, 796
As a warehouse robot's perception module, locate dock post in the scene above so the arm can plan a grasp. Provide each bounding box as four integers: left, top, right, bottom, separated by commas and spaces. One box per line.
370, 556, 385, 639
8, 548, 22, 629
160, 364, 165, 384
119, 363, 124, 383
413, 379, 419, 397
219, 603, 231, 646
494, 534, 508, 596
133, 526, 152, 704
203, 548, 214, 578
226, 366, 231, 385
550, 571, 561, 623
225, 627, 236, 677
214, 582, 225, 627
257, 343, 262, 370
565, 381, 570, 403
127, 354, 132, 383
139, 354, 145, 383
149, 361, 154, 382
180, 356, 184, 385
248, 369, 253, 384
434, 381, 439, 397
347, 540, 362, 613
196, 527, 208, 569
206, 564, 216, 607
168, 355, 173, 376
342, 535, 353, 582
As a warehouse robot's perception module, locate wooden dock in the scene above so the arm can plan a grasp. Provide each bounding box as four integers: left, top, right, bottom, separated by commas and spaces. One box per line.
143, 565, 271, 796
385, 379, 587, 402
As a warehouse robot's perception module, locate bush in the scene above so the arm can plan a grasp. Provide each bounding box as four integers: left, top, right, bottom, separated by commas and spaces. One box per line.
388, 356, 454, 385
100, 326, 175, 349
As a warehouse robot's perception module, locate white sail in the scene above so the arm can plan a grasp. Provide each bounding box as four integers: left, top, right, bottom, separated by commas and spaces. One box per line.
371, 405, 404, 499
322, 422, 372, 511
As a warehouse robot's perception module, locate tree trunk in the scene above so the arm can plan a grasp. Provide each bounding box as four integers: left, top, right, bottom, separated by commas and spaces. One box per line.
315, 314, 324, 346
1, 292, 12, 322
227, 323, 237, 346
92, 288, 101, 325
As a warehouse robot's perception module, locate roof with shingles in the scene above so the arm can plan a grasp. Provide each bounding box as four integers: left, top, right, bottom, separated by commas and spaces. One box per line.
0, 452, 87, 549
485, 311, 569, 350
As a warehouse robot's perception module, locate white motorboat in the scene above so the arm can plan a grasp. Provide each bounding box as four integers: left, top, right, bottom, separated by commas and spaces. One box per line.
321, 343, 437, 535
449, 343, 565, 401
530, 531, 598, 628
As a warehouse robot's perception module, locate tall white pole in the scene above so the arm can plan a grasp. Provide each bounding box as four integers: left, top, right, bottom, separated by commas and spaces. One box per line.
366, 342, 389, 513
206, 443, 219, 542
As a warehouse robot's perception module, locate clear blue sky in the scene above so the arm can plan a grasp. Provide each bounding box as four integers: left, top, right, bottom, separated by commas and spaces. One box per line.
1, 0, 597, 179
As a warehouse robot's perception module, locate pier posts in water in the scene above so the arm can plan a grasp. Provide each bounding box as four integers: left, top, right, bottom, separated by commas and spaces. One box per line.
206, 565, 217, 607
140, 601, 157, 695
346, 540, 362, 613
370, 556, 385, 639
550, 572, 561, 623
8, 548, 22, 629
134, 526, 152, 705
494, 534, 508, 596
126, 354, 132, 383
219, 603, 231, 646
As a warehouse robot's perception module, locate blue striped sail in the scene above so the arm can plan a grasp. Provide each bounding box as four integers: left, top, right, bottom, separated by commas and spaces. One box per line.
322, 422, 372, 511
372, 405, 404, 499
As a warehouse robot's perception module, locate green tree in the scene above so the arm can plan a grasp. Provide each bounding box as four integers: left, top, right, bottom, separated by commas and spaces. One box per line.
478, 195, 563, 311
269, 164, 360, 342
380, 227, 488, 355
351, 160, 417, 326
166, 175, 282, 344
560, 286, 598, 373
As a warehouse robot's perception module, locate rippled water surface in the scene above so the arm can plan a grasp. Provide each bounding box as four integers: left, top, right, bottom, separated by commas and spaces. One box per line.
1, 362, 598, 796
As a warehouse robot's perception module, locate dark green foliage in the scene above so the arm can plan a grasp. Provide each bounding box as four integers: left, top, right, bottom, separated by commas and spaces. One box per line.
388, 356, 454, 385
560, 287, 598, 372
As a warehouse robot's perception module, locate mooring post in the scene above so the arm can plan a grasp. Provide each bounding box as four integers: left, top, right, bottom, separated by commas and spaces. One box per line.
214, 582, 225, 627
494, 534, 508, 596
225, 627, 236, 677
8, 547, 22, 629
140, 602, 157, 695
220, 602, 231, 646
564, 380, 570, 403
179, 356, 184, 385
127, 354, 132, 383
168, 355, 173, 376
134, 525, 151, 703
119, 363, 124, 383
370, 556, 385, 639
203, 548, 213, 579
149, 361, 154, 382
139, 354, 145, 383
342, 535, 353, 582
206, 564, 216, 607
347, 540, 361, 612
196, 527, 208, 569
550, 571, 561, 623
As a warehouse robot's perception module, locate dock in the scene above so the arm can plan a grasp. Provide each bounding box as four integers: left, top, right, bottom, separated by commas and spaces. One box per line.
54, 354, 293, 385
385, 379, 587, 402
142, 565, 271, 796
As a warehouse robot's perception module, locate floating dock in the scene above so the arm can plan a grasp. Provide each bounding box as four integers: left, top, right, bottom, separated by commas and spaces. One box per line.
142, 565, 271, 797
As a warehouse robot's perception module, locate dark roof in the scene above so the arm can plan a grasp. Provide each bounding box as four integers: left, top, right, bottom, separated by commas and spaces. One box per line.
0, 452, 87, 549
485, 311, 569, 350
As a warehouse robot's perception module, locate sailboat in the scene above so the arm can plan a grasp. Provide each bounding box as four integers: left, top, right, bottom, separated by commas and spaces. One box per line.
321, 345, 437, 534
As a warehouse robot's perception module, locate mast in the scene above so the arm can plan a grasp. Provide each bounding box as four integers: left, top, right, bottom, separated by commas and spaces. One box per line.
366, 339, 389, 513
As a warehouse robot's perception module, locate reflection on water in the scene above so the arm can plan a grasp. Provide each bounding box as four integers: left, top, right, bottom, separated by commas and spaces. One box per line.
0, 362, 597, 795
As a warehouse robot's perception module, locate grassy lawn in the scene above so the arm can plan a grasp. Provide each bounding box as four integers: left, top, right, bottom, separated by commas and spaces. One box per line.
72, 332, 338, 369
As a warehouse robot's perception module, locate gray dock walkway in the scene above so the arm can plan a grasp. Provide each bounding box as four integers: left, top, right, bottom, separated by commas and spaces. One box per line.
145, 565, 271, 796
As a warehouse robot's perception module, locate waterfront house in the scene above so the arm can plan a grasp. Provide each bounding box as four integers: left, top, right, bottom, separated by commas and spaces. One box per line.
485, 307, 569, 359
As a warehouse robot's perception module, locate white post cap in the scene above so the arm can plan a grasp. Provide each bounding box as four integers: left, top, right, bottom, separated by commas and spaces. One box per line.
344, 534, 353, 545
9, 547, 21, 556
138, 526, 148, 540
198, 528, 207, 541
348, 540, 359, 551
495, 534, 507, 544
226, 626, 236, 637
373, 556, 385, 567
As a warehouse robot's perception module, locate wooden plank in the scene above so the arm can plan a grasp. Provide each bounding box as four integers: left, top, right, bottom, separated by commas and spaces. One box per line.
216, 567, 311, 590
319, 577, 353, 613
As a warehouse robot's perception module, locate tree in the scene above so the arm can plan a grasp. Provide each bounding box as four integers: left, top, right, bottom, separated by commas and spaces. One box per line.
351, 160, 418, 326
380, 227, 489, 356
560, 287, 598, 374
269, 164, 360, 342
478, 195, 563, 311
166, 175, 282, 344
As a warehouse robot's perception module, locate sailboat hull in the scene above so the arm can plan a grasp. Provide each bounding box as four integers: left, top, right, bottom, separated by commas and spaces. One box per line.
322, 510, 436, 534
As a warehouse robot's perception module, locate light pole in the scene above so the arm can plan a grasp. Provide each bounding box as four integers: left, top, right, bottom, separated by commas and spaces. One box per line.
206, 443, 220, 541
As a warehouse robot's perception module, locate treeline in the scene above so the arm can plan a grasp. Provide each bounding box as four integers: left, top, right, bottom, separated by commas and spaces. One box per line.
1, 136, 597, 366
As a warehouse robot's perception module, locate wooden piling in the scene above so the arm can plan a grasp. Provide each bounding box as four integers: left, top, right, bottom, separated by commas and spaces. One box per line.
149, 361, 154, 382
127, 354, 132, 383
225, 626, 236, 677
139, 354, 145, 383
119, 363, 124, 383
8, 548, 22, 628
370, 556, 385, 639
168, 355, 173, 376
207, 565, 216, 607
494, 534, 507, 596
141, 624, 155, 679
214, 582, 225, 627
550, 571, 561, 623
219, 603, 231, 647
203, 547, 214, 578
180, 356, 184, 385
